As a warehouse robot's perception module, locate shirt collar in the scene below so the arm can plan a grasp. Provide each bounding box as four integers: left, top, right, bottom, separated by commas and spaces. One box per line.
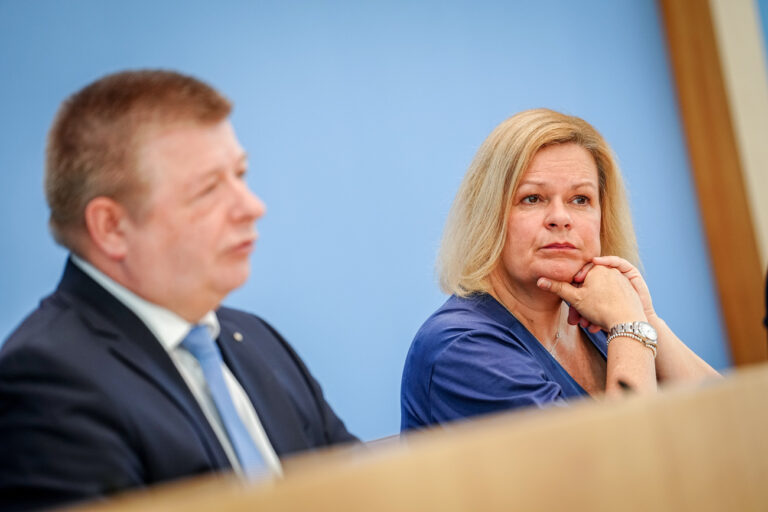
70, 255, 220, 351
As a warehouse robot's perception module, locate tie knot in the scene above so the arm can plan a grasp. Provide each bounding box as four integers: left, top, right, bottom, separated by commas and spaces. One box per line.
181, 325, 220, 362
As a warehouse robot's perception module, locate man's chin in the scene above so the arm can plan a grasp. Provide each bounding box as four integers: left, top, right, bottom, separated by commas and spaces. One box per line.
217, 265, 250, 295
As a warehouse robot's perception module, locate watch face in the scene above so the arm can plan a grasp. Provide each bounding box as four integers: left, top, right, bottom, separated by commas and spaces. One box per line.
638, 322, 658, 342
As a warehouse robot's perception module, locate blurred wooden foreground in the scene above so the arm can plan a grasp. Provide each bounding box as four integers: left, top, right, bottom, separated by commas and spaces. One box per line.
73, 364, 768, 512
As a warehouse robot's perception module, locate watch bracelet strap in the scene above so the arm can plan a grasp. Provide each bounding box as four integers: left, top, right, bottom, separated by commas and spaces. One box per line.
606, 332, 657, 358
610, 322, 640, 337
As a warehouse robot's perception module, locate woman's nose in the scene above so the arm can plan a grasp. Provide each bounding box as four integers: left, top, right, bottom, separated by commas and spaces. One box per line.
545, 200, 572, 229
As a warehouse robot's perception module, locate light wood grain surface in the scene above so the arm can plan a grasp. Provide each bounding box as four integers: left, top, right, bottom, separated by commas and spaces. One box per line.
71, 364, 768, 512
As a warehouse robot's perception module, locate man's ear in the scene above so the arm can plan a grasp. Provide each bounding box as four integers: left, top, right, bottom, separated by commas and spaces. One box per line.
83, 197, 130, 260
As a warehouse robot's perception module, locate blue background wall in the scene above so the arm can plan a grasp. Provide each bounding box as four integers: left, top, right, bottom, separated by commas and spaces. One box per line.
760, 0, 768, 63
0, 0, 730, 441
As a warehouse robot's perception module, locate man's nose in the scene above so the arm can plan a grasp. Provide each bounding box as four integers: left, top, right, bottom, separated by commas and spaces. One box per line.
231, 177, 266, 221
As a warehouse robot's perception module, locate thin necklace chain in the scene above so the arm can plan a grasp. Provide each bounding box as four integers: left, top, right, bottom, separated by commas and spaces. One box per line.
547, 304, 566, 356
548, 330, 562, 356
492, 289, 566, 357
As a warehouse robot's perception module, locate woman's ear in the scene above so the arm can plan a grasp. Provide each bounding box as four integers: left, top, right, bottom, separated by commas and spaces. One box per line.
83, 197, 129, 261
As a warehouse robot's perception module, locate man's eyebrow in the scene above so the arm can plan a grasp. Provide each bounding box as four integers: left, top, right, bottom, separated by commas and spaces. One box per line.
197, 152, 249, 180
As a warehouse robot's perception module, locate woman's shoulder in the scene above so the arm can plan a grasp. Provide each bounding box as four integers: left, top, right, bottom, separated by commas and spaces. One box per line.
410, 293, 527, 357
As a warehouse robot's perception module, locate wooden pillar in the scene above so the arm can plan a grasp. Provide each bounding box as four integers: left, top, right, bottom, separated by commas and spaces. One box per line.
658, 0, 767, 365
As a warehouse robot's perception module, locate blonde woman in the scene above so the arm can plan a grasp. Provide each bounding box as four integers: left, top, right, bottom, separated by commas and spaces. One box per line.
401, 109, 718, 430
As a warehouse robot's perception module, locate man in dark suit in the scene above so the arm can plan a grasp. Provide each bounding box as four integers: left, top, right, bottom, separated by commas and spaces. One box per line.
0, 70, 357, 511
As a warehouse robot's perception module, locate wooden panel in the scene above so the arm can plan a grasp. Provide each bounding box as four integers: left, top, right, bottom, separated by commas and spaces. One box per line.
709, 0, 768, 265
658, 0, 767, 365
75, 365, 768, 511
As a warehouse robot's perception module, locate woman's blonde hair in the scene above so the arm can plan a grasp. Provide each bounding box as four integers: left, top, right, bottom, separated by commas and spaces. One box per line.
438, 108, 638, 296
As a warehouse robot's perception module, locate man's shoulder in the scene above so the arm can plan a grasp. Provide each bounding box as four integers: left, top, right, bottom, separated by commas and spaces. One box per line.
0, 298, 115, 404
1, 288, 83, 358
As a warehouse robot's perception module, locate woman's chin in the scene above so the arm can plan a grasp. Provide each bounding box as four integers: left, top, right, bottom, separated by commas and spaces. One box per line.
537, 263, 584, 283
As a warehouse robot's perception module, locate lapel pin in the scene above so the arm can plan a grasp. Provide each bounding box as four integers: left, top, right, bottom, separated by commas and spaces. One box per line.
233, 332, 244, 342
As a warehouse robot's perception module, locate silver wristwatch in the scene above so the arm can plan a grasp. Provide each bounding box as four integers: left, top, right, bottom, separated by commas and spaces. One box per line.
607, 321, 658, 357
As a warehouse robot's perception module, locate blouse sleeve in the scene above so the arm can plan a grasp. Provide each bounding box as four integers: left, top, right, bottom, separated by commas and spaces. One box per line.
428, 331, 566, 424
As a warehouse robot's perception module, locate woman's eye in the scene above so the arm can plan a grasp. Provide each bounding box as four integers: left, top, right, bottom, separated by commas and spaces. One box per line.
522, 195, 540, 205
572, 195, 589, 205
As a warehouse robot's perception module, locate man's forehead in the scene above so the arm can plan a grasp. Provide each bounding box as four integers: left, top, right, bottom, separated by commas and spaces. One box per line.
133, 119, 244, 185
137, 119, 239, 157
137, 118, 233, 143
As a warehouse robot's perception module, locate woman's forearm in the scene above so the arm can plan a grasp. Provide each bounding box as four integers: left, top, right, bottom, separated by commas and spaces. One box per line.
648, 315, 721, 383
605, 334, 657, 395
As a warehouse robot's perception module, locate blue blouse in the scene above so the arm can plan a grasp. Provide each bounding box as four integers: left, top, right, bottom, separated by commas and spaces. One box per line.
400, 293, 608, 431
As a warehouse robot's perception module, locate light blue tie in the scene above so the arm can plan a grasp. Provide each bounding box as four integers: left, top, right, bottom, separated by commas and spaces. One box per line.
181, 325, 266, 477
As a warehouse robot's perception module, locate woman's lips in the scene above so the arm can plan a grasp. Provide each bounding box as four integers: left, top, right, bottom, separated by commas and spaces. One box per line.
542, 242, 576, 250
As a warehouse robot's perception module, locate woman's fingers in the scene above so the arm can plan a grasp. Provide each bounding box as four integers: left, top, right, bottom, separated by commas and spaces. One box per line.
592, 255, 655, 317
540, 266, 646, 328
537, 277, 579, 303
567, 304, 605, 333
572, 262, 594, 284
592, 255, 638, 276
567, 304, 581, 325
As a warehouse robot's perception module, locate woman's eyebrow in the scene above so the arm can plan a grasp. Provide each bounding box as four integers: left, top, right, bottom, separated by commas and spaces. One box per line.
517, 179, 545, 187
517, 179, 597, 189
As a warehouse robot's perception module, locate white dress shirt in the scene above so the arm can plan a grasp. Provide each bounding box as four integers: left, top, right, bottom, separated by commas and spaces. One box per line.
71, 255, 282, 478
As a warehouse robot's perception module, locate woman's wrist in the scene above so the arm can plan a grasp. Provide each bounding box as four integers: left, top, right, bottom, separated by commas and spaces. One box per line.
606, 311, 647, 328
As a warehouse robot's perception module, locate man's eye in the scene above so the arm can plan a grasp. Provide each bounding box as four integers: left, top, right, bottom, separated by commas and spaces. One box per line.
199, 181, 219, 197
521, 195, 540, 204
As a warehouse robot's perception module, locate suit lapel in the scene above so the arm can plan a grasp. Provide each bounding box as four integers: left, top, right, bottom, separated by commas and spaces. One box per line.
216, 321, 309, 454
57, 260, 231, 469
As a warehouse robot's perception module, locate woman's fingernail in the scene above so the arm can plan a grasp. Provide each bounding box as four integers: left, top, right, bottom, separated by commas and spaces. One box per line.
537, 277, 551, 289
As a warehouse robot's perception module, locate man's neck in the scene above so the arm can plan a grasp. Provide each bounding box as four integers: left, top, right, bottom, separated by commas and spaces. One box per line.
70, 254, 214, 324
75, 250, 215, 323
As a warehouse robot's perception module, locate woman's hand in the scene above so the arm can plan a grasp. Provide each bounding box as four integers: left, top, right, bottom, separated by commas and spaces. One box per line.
555, 256, 719, 384
539, 263, 660, 394
537, 264, 646, 330
564, 256, 656, 332
589, 256, 655, 320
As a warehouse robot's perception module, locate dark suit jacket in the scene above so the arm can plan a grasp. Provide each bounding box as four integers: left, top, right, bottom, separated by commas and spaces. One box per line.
0, 259, 357, 511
